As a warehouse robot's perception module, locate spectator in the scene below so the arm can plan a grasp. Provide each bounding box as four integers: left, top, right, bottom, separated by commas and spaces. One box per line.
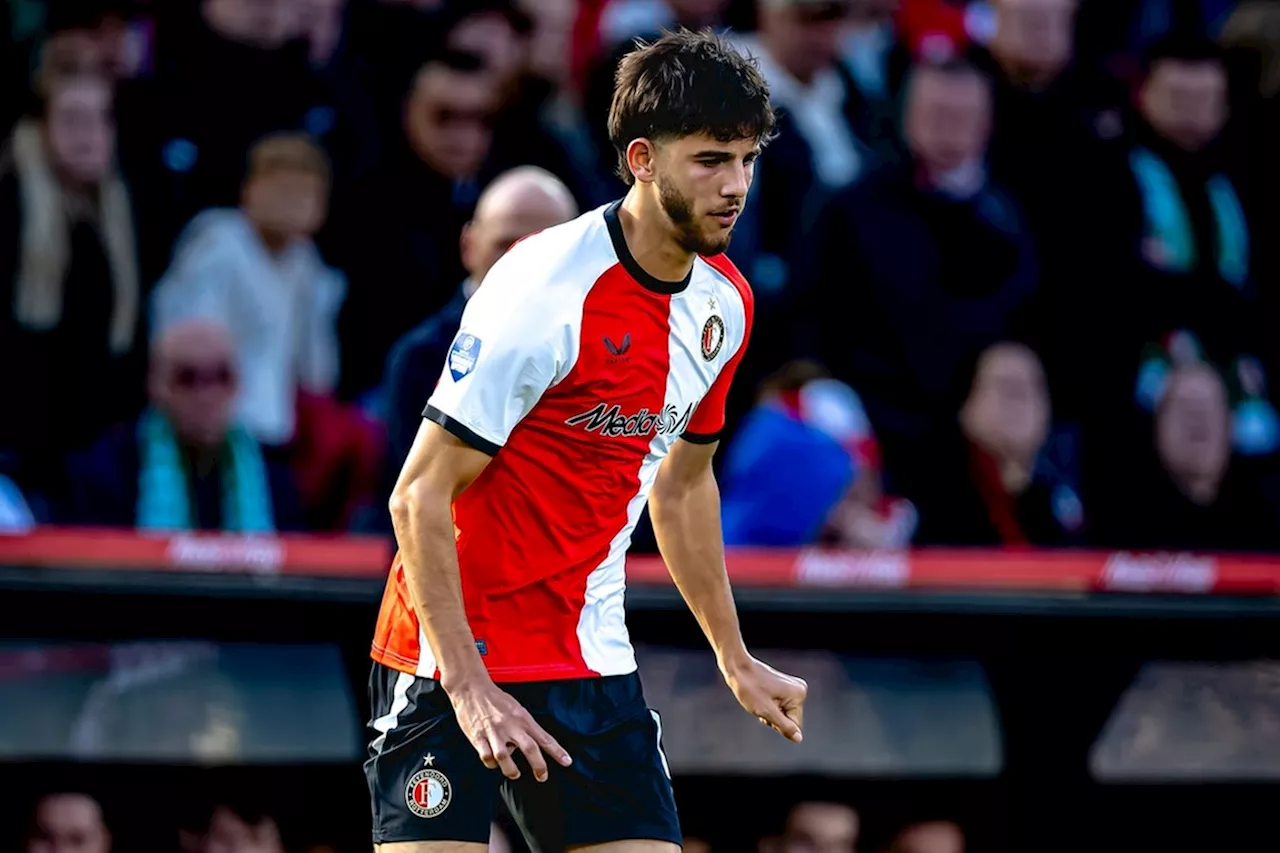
179, 801, 284, 853
65, 319, 303, 533
151, 132, 343, 449
447, 0, 608, 211
760, 801, 860, 853
841, 0, 908, 138
324, 49, 500, 399
905, 342, 1086, 547
720, 360, 916, 548
983, 0, 1133, 418
1119, 34, 1264, 421
888, 820, 965, 853
1094, 362, 1280, 551
118, 0, 332, 279
25, 792, 111, 853
381, 166, 578, 487
807, 56, 1038, 480
0, 71, 143, 502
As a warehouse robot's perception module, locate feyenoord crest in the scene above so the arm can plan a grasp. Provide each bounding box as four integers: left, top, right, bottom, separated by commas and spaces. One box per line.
701, 315, 725, 361
406, 759, 452, 819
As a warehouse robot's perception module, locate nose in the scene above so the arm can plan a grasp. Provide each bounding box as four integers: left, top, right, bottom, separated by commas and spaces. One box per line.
722, 161, 750, 200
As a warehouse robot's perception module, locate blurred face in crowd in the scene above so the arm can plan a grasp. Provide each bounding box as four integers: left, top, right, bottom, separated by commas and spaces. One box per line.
150, 322, 239, 449
406, 64, 497, 181
632, 132, 757, 257
1140, 58, 1228, 152
890, 821, 965, 853
516, 0, 575, 86
961, 343, 1050, 465
26, 794, 111, 853
758, 1, 849, 84
462, 169, 578, 285
44, 76, 115, 186
203, 0, 299, 50
1156, 365, 1231, 498
990, 0, 1077, 89
905, 65, 992, 179
779, 801, 859, 853
448, 11, 525, 92
201, 806, 284, 853
243, 167, 329, 241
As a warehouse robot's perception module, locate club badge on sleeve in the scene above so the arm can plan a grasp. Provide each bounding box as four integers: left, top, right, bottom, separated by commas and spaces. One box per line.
449, 334, 481, 382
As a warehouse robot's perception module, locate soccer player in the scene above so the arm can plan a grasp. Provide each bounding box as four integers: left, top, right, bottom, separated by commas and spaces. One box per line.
367, 28, 808, 853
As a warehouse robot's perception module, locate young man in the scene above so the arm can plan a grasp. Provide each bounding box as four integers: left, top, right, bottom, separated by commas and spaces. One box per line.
367, 28, 808, 853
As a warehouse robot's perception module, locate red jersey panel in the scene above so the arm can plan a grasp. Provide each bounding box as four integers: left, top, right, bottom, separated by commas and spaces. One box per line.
371, 200, 754, 683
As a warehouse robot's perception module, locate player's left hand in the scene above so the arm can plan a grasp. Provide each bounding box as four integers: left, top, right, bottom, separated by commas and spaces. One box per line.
723, 656, 807, 744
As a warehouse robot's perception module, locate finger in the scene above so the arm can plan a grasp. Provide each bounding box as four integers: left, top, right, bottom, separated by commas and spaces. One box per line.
760, 701, 803, 744
488, 736, 522, 780
474, 737, 499, 770
785, 689, 806, 733
529, 720, 573, 767
507, 732, 549, 782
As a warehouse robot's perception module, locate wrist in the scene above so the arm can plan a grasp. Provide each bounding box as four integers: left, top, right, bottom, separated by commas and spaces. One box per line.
717, 647, 754, 681
438, 661, 491, 696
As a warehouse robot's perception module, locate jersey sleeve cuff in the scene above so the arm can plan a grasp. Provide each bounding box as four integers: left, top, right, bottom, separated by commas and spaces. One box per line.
423, 405, 502, 456
680, 430, 721, 445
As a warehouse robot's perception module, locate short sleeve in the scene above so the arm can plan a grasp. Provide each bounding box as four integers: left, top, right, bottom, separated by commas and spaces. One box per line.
683, 283, 755, 444
423, 270, 562, 456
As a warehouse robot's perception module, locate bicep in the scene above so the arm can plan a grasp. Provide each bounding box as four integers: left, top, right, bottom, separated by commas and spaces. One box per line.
654, 436, 719, 498
394, 418, 493, 503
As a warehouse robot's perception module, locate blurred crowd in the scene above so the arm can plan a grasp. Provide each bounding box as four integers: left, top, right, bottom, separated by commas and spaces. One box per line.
5, 0, 1280, 552
20, 788, 963, 853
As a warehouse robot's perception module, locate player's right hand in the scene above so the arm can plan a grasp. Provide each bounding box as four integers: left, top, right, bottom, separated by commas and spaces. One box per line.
447, 679, 573, 782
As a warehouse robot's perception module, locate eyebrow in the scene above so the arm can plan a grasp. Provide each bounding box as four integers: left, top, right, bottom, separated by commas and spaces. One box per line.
692, 149, 760, 160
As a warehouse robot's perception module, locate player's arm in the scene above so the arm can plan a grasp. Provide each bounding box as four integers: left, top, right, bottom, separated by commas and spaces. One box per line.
650, 289, 807, 743
389, 420, 491, 687
390, 249, 573, 780
649, 436, 747, 671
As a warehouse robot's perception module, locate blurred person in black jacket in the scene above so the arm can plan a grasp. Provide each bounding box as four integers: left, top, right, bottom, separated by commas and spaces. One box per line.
117, 0, 335, 284
982, 0, 1134, 421
806, 55, 1038, 485
378, 165, 578, 520
322, 48, 499, 400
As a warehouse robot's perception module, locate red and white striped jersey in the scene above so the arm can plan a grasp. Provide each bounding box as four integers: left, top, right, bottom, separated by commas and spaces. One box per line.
371, 200, 753, 683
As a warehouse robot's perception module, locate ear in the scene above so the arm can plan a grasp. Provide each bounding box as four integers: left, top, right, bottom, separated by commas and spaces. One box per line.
626, 138, 658, 184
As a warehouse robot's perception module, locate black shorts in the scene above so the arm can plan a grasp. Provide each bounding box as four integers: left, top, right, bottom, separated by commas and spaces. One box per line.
365, 662, 682, 851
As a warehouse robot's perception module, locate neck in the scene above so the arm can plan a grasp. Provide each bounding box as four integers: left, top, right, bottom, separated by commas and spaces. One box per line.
182, 441, 222, 477
996, 456, 1034, 494
1174, 470, 1221, 506
253, 223, 292, 254
619, 187, 696, 284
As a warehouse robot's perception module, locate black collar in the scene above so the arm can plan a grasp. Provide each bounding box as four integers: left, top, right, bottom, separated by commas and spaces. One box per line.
603, 199, 692, 295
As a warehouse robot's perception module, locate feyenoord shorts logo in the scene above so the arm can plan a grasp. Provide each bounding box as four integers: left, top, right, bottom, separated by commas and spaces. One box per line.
405, 756, 452, 819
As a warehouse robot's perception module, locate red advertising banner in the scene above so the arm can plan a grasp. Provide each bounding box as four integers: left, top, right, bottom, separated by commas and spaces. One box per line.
2, 527, 1280, 595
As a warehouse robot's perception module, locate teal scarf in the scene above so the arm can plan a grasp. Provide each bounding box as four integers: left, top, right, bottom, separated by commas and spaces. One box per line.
1130, 146, 1249, 287
136, 407, 275, 533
